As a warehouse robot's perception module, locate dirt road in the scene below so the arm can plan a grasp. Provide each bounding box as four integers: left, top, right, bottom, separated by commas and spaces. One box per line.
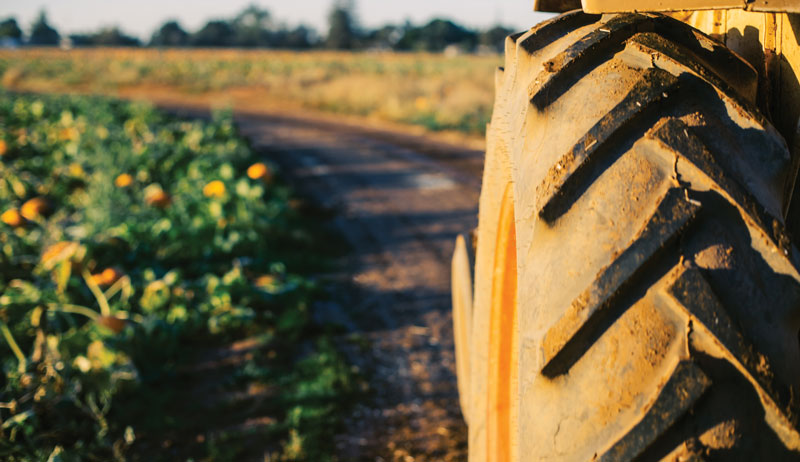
226, 110, 482, 460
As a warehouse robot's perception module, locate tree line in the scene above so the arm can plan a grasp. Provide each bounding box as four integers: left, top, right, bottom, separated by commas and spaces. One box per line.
0, 2, 514, 53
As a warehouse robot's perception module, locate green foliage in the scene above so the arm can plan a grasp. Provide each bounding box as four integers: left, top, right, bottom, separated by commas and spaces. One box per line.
479, 26, 515, 52
182, 5, 314, 49
29, 11, 59, 46
395, 19, 478, 52
68, 28, 141, 47
326, 0, 358, 50
192, 20, 236, 48
0, 18, 22, 41
0, 92, 356, 460
149, 21, 189, 48
15, 4, 513, 52
232, 5, 273, 48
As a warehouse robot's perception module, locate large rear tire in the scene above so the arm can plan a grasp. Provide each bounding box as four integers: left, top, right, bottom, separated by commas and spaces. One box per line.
465, 11, 800, 461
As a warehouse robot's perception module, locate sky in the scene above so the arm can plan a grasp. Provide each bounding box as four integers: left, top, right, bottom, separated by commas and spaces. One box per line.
0, 0, 555, 40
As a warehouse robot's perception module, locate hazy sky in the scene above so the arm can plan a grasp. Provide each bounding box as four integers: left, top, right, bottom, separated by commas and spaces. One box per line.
0, 1, 555, 40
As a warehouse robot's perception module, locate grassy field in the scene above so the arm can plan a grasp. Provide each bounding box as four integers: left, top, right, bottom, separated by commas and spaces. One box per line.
0, 48, 500, 136
0, 91, 359, 461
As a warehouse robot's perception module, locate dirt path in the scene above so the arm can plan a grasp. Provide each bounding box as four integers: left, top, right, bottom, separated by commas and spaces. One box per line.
219, 110, 482, 460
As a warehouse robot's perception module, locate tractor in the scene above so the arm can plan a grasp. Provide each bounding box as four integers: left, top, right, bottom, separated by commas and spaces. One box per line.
451, 0, 800, 460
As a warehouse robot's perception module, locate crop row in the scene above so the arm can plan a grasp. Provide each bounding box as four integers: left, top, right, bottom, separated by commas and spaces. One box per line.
0, 92, 356, 461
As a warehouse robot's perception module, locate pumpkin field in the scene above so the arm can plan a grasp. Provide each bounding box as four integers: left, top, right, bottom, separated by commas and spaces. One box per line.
0, 91, 358, 461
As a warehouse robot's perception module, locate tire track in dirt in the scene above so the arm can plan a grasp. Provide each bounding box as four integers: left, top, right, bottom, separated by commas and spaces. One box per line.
225, 111, 482, 461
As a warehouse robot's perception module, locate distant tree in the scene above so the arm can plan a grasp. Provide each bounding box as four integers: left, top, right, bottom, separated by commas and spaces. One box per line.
192, 20, 235, 47
232, 4, 272, 47
66, 33, 93, 47
29, 11, 60, 46
363, 24, 402, 50
150, 20, 189, 47
270, 25, 316, 49
90, 27, 140, 46
0, 18, 22, 41
287, 25, 317, 49
479, 25, 514, 52
68, 27, 139, 47
395, 19, 477, 52
326, 0, 358, 49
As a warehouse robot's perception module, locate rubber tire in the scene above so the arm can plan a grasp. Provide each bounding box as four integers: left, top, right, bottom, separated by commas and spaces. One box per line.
467, 11, 800, 461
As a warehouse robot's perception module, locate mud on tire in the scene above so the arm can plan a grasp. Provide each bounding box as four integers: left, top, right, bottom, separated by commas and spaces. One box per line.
465, 11, 800, 461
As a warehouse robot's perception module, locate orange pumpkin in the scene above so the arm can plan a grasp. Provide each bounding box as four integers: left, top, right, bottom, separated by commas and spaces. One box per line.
203, 180, 226, 198
247, 163, 272, 183
1, 209, 25, 227
115, 173, 134, 188
91, 267, 123, 287
20, 197, 51, 220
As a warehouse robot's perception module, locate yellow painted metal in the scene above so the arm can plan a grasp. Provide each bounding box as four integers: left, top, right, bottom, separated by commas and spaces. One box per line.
579, 0, 800, 13
487, 183, 518, 462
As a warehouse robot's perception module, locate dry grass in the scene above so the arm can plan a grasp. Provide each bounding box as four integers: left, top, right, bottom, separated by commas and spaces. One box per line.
0, 48, 501, 135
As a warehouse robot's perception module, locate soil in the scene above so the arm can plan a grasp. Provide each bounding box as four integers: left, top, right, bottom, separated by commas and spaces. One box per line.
165, 104, 482, 460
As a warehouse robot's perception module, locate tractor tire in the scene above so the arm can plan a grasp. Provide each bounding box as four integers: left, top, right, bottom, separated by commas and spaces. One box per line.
464, 11, 800, 462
